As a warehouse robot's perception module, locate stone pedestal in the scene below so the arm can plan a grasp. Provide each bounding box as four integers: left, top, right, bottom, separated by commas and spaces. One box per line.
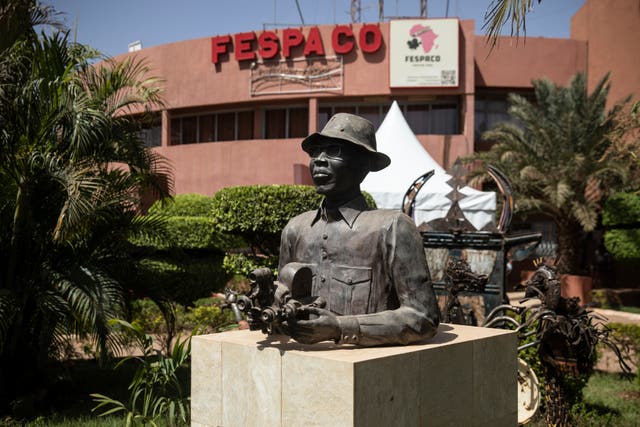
191, 324, 516, 427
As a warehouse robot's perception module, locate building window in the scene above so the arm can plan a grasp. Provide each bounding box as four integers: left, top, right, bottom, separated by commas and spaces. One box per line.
263, 107, 308, 139
475, 98, 510, 142
199, 114, 215, 142
217, 112, 235, 141
237, 110, 254, 140
318, 99, 459, 135
475, 91, 532, 149
182, 116, 198, 144
318, 104, 388, 130
138, 114, 162, 147
171, 118, 181, 145
170, 110, 254, 145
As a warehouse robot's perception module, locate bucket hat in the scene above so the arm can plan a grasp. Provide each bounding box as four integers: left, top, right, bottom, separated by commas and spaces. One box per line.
302, 113, 391, 171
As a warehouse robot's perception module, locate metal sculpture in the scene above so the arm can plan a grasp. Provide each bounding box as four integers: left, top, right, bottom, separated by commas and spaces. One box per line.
483, 260, 632, 426
401, 169, 435, 220
442, 257, 487, 325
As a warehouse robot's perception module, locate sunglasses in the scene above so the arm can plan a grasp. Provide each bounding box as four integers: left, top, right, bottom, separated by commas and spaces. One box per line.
309, 144, 343, 159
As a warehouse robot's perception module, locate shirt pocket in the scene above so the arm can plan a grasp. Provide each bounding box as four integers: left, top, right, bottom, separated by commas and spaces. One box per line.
329, 265, 372, 315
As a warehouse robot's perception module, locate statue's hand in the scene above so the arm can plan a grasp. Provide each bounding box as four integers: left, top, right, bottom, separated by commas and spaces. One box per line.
289, 306, 340, 344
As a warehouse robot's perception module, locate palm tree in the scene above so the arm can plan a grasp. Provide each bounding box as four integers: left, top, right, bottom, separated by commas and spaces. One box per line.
0, 6, 171, 405
467, 73, 638, 275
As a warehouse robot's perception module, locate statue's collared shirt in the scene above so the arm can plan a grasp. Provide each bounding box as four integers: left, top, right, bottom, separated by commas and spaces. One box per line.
279, 195, 439, 346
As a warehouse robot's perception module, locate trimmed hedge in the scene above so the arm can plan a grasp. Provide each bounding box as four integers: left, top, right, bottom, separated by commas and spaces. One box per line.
131, 216, 242, 250
129, 194, 236, 309
149, 193, 216, 217
135, 254, 231, 306
602, 192, 640, 227
210, 185, 376, 256
603, 192, 640, 260
604, 229, 640, 260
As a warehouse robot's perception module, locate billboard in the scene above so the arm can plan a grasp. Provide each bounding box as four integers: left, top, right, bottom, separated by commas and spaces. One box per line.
390, 19, 459, 88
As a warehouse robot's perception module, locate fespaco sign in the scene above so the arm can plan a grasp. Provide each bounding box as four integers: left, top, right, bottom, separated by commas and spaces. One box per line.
211, 25, 383, 64
390, 19, 459, 87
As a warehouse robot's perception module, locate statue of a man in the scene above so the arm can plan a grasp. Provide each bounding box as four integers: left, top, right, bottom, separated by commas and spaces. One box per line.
279, 113, 440, 346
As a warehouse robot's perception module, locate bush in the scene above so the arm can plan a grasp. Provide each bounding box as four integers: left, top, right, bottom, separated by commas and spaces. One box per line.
602, 192, 640, 227
149, 193, 216, 217
604, 229, 640, 260
222, 252, 278, 277
135, 254, 231, 306
131, 216, 243, 251
603, 192, 640, 260
91, 320, 192, 426
210, 185, 376, 256
131, 297, 235, 335
182, 297, 236, 332
608, 322, 640, 382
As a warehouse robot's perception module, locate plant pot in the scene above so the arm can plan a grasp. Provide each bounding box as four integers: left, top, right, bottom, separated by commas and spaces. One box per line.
560, 274, 592, 305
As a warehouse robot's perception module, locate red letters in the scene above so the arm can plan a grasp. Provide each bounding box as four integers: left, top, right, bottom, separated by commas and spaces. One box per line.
282, 29, 304, 57
331, 26, 354, 54
258, 31, 279, 59
303, 27, 325, 56
359, 24, 382, 53
213, 25, 383, 65
211, 35, 231, 64
234, 32, 256, 61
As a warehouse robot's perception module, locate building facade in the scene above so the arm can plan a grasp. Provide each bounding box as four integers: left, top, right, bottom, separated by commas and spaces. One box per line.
119, 0, 637, 197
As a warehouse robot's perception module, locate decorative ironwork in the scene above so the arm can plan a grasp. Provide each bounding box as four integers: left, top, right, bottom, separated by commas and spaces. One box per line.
442, 257, 488, 325
483, 261, 632, 426
250, 56, 343, 96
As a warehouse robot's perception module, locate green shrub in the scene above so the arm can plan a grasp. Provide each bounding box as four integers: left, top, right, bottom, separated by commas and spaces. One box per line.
222, 253, 278, 277
602, 192, 640, 227
91, 320, 192, 426
135, 254, 231, 306
603, 192, 640, 261
131, 297, 235, 335
607, 322, 640, 383
604, 229, 640, 260
182, 297, 236, 332
130, 298, 167, 334
210, 185, 376, 255
149, 193, 216, 217
131, 216, 242, 250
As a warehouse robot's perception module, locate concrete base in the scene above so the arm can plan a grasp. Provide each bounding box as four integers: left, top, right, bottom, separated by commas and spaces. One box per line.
191, 324, 516, 427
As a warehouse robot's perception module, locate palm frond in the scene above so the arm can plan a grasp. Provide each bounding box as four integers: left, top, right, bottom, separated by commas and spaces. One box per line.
483, 0, 539, 50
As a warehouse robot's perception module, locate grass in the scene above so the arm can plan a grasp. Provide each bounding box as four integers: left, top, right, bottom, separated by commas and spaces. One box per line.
530, 371, 640, 427
619, 306, 640, 315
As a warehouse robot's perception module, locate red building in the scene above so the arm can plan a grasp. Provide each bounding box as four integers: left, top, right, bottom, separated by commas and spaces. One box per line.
118, 0, 638, 196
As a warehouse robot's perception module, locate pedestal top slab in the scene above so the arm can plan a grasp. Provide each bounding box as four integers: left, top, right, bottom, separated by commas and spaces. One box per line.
196, 323, 513, 363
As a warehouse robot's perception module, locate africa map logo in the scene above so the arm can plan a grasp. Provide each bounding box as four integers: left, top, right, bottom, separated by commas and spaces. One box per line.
407, 24, 438, 52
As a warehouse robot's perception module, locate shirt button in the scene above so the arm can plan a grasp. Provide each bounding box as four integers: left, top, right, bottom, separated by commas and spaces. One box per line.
347, 278, 353, 284
322, 234, 328, 240
321, 251, 327, 259
320, 275, 326, 283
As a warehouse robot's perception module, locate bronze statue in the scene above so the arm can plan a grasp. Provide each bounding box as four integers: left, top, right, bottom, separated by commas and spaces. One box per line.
225, 113, 440, 345
277, 113, 440, 346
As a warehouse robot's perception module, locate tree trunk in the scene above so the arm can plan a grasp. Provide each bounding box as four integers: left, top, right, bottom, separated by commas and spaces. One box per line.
554, 219, 587, 275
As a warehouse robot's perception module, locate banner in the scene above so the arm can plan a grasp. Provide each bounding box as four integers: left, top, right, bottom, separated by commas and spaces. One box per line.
390, 19, 459, 87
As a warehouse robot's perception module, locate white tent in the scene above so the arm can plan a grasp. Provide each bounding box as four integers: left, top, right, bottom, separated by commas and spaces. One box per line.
361, 101, 496, 230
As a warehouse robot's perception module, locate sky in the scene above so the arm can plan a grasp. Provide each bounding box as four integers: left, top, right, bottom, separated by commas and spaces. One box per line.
46, 0, 586, 58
